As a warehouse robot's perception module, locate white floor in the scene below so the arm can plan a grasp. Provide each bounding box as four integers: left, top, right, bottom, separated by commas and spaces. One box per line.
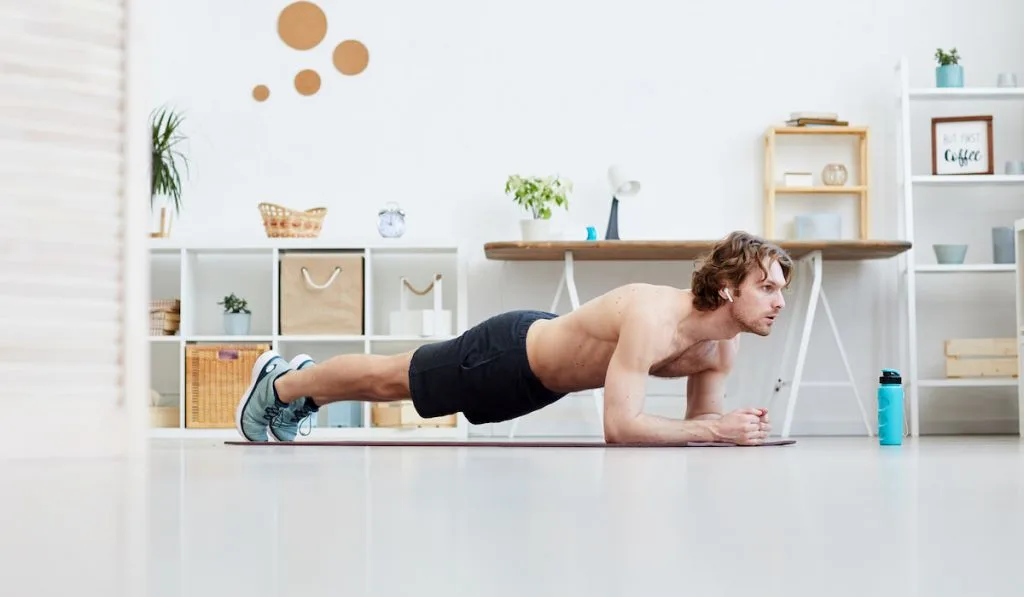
4, 436, 1023, 597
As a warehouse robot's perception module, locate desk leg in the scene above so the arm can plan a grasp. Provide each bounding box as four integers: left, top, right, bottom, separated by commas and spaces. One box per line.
768, 258, 808, 416
509, 251, 603, 438
563, 251, 580, 309
550, 263, 566, 313
777, 251, 873, 438
781, 251, 822, 438
818, 286, 873, 436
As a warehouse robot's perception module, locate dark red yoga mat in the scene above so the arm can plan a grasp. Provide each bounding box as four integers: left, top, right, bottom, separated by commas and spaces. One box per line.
224, 439, 796, 448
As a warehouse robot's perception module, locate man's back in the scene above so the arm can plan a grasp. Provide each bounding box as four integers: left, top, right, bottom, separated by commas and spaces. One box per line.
524, 282, 714, 393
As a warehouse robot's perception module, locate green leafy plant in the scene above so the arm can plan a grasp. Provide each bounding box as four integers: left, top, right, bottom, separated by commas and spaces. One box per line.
505, 174, 572, 220
151, 106, 190, 214
935, 48, 960, 66
218, 293, 250, 314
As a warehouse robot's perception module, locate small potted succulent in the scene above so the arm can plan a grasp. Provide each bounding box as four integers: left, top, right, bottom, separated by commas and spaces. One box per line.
935, 48, 963, 88
218, 293, 251, 335
505, 174, 572, 241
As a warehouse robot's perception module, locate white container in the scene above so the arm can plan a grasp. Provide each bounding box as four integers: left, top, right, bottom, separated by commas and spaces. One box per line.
390, 309, 452, 337
784, 172, 813, 187
519, 218, 551, 241
388, 274, 453, 337
794, 213, 842, 240
223, 312, 251, 335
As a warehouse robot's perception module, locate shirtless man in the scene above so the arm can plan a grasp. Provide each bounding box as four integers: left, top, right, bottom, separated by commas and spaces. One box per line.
235, 230, 793, 445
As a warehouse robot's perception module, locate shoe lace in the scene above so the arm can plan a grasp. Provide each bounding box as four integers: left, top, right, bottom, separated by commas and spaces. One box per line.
262, 403, 283, 424
271, 402, 317, 437
294, 401, 319, 437
298, 414, 314, 437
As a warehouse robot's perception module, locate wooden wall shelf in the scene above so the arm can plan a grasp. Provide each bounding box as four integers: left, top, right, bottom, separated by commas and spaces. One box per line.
764, 125, 870, 240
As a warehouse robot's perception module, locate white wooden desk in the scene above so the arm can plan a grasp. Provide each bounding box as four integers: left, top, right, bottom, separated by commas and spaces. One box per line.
484, 239, 912, 438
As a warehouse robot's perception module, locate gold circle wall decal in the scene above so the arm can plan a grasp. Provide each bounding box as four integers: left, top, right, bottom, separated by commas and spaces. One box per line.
333, 40, 369, 75
294, 69, 321, 95
252, 85, 270, 101
278, 1, 327, 51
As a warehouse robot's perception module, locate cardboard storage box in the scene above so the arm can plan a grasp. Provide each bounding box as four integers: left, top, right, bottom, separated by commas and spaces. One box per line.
280, 252, 364, 335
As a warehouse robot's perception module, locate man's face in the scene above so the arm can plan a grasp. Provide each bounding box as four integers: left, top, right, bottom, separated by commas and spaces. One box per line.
729, 259, 787, 336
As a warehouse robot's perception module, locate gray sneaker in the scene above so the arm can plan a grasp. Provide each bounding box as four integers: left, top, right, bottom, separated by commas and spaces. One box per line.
268, 354, 320, 442
234, 350, 292, 442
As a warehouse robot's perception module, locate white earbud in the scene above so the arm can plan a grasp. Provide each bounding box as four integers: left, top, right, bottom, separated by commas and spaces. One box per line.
724, 288, 734, 302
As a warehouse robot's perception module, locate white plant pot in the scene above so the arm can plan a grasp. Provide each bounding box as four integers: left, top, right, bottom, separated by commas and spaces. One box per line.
519, 218, 552, 241
224, 312, 251, 335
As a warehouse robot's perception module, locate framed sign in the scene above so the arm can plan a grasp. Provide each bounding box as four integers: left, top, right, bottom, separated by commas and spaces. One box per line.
931, 116, 993, 175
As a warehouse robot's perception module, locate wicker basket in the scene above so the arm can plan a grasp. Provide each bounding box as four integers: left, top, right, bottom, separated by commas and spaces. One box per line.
258, 202, 327, 238
185, 343, 271, 428
151, 298, 181, 312
150, 298, 181, 336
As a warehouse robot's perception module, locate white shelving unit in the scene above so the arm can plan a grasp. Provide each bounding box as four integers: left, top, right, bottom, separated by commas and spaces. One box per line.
148, 237, 470, 440
1015, 219, 1024, 436
908, 88, 1024, 101
895, 57, 1024, 437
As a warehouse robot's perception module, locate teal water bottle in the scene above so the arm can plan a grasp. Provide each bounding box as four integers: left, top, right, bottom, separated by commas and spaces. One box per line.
877, 369, 904, 446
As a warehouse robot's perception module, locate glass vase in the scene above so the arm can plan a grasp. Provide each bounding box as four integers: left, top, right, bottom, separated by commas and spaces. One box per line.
822, 163, 848, 186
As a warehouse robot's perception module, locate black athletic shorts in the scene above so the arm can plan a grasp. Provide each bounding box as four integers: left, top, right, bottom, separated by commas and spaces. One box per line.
408, 309, 567, 424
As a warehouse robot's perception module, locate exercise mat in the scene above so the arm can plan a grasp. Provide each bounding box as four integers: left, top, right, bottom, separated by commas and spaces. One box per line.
224, 439, 796, 448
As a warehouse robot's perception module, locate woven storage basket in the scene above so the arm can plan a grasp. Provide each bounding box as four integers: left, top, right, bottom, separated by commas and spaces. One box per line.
151, 298, 181, 312
150, 311, 180, 336
149, 298, 181, 336
185, 343, 270, 428
258, 202, 327, 238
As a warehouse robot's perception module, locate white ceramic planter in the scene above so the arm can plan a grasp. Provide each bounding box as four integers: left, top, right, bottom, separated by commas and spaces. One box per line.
519, 218, 552, 241
224, 312, 251, 335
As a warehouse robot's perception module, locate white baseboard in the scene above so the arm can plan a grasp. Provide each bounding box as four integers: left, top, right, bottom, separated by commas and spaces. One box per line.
468, 393, 1021, 437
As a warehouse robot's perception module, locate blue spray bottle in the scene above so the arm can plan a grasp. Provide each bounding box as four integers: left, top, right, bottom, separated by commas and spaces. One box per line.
877, 369, 904, 446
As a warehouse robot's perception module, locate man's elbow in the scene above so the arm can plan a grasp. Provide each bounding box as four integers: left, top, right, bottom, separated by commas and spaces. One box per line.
603, 412, 638, 444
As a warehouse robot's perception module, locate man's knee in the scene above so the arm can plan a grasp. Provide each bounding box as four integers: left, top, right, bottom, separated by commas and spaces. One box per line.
373, 352, 413, 398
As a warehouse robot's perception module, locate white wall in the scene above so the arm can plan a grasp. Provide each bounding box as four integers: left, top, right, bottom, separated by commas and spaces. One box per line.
151, 0, 1024, 435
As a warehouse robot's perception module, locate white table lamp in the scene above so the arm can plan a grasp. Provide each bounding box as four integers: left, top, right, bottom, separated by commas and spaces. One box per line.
605, 165, 641, 240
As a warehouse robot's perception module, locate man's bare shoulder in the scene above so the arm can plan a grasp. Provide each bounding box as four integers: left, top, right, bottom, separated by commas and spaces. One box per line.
601, 284, 687, 341
591, 282, 688, 310
559, 283, 689, 345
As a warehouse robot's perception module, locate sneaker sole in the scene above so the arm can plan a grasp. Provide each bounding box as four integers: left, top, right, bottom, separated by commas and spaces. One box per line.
267, 353, 314, 442
234, 350, 281, 442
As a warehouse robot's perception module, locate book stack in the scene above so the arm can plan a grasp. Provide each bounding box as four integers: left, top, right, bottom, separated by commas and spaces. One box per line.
785, 111, 848, 127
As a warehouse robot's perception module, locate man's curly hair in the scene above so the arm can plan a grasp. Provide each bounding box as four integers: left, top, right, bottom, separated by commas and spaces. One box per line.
691, 231, 793, 311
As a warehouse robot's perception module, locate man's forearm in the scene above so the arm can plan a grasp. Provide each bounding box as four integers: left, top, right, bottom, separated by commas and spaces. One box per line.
605, 412, 720, 444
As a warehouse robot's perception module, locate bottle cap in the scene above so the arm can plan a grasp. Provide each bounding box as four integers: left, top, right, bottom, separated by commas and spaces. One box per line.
879, 369, 902, 384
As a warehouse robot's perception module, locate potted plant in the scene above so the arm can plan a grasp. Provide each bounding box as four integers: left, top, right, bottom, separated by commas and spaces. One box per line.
218, 293, 251, 335
150, 106, 190, 237
505, 174, 572, 241
935, 48, 963, 88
